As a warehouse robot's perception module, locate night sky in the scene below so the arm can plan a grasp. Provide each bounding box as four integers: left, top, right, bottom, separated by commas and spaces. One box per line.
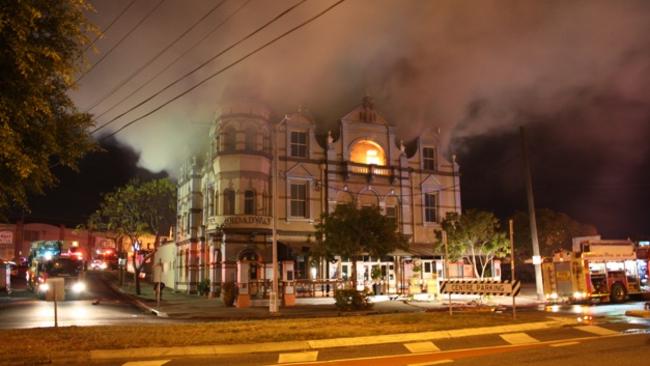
22, 1, 650, 238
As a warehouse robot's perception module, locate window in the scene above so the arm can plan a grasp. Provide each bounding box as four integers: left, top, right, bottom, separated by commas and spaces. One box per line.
245, 128, 256, 151
244, 190, 255, 215
349, 140, 386, 165
223, 127, 236, 152
208, 189, 214, 216
223, 189, 235, 215
424, 193, 437, 223
290, 182, 307, 217
423, 147, 436, 171
290, 131, 307, 157
386, 206, 397, 222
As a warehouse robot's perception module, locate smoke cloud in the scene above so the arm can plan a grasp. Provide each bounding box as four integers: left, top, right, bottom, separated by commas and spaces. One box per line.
70, 0, 649, 234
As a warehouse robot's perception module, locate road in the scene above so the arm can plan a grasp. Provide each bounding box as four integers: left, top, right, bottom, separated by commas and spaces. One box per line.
0, 271, 175, 329
90, 321, 650, 366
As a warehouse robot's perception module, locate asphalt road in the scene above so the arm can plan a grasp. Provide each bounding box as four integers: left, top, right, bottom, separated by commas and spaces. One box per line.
0, 271, 175, 329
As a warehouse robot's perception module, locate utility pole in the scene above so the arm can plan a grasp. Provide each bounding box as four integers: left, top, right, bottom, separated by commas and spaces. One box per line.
519, 126, 544, 301
509, 219, 516, 319
269, 121, 280, 313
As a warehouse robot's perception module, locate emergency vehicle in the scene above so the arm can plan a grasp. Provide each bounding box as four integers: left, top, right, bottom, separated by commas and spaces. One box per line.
542, 237, 649, 303
26, 240, 87, 298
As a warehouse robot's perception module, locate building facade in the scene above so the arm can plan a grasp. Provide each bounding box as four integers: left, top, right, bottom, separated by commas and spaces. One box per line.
174, 97, 485, 303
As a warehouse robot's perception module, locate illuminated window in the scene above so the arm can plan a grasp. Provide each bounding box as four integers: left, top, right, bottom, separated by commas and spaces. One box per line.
290, 131, 307, 157
290, 182, 308, 218
423, 147, 436, 171
244, 190, 255, 215
349, 140, 386, 166
424, 193, 437, 223
386, 206, 397, 222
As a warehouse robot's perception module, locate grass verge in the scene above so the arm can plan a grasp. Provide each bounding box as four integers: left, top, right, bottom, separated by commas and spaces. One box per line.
1, 310, 560, 364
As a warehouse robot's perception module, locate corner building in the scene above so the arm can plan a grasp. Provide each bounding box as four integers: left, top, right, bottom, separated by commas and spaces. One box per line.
174, 97, 486, 304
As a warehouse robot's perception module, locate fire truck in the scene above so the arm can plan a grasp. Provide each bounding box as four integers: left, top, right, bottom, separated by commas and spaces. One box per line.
26, 240, 87, 298
542, 237, 649, 303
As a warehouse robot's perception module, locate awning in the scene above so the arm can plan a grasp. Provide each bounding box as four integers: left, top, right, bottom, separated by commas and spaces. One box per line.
406, 243, 438, 257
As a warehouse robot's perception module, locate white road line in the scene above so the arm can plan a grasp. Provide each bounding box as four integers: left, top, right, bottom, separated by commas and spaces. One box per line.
408, 360, 454, 366
122, 360, 170, 366
404, 341, 441, 353
499, 332, 540, 345
550, 341, 580, 347
278, 351, 319, 364
575, 325, 618, 336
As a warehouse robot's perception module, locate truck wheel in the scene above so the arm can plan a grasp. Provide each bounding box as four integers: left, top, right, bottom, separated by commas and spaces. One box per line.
610, 283, 627, 303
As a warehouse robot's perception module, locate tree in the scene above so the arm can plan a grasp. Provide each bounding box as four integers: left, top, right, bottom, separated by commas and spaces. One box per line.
314, 203, 408, 289
436, 210, 510, 279
90, 178, 176, 294
512, 209, 598, 259
0, 1, 97, 216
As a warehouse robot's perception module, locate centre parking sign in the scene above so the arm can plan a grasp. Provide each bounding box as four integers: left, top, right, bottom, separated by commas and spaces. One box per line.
440, 279, 521, 296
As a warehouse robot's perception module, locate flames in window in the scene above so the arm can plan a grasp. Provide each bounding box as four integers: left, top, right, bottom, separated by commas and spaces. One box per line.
350, 140, 386, 166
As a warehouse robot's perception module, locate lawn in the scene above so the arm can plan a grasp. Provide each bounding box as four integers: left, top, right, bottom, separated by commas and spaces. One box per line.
1, 310, 559, 364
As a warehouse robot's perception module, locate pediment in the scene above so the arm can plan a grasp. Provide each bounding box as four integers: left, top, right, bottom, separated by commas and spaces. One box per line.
285, 163, 315, 178
420, 174, 442, 190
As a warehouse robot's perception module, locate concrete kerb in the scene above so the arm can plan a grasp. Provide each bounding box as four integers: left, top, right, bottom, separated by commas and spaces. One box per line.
102, 277, 169, 318
89, 318, 576, 361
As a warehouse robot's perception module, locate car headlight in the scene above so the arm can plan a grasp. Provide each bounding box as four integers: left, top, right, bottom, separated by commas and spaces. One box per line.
72, 282, 86, 293
100, 262, 107, 270
573, 291, 586, 299
39, 283, 50, 292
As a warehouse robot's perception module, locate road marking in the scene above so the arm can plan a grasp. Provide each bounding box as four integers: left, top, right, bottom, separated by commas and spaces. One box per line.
575, 325, 618, 336
499, 332, 540, 345
122, 361, 170, 366
550, 341, 580, 347
408, 360, 453, 366
404, 341, 441, 353
278, 351, 318, 364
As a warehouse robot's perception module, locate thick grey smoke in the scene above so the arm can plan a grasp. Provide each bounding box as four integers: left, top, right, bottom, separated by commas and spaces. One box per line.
72, 0, 650, 176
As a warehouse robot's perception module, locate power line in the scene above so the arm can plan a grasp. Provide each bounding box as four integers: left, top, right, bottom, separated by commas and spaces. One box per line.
83, 0, 138, 54
92, 0, 253, 122
76, 0, 166, 84
83, 0, 230, 113
100, 0, 346, 140
92, 0, 309, 136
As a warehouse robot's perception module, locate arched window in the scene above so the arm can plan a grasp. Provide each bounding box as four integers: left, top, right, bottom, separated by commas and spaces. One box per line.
349, 140, 386, 165
245, 128, 256, 151
223, 189, 235, 215
222, 127, 236, 152
244, 190, 255, 215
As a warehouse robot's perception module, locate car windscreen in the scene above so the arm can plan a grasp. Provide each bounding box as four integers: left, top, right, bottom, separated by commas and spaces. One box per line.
42, 258, 82, 276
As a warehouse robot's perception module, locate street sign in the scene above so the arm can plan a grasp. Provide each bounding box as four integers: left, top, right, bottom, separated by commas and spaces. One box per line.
440, 279, 521, 296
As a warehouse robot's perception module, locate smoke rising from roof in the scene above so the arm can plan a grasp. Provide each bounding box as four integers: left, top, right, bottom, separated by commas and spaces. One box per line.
71, 0, 649, 234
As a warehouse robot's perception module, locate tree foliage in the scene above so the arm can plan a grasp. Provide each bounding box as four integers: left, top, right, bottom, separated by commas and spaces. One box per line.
89, 178, 176, 294
512, 208, 598, 259
314, 203, 408, 287
0, 0, 97, 215
436, 210, 510, 279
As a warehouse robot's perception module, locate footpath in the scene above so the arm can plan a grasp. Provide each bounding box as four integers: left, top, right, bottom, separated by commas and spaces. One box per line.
101, 274, 544, 320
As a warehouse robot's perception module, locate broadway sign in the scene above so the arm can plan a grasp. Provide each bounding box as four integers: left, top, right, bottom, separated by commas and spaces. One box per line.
440, 279, 521, 296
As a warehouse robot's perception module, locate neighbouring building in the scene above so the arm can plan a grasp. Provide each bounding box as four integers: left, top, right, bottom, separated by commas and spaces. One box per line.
174, 97, 496, 305
0, 222, 117, 262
